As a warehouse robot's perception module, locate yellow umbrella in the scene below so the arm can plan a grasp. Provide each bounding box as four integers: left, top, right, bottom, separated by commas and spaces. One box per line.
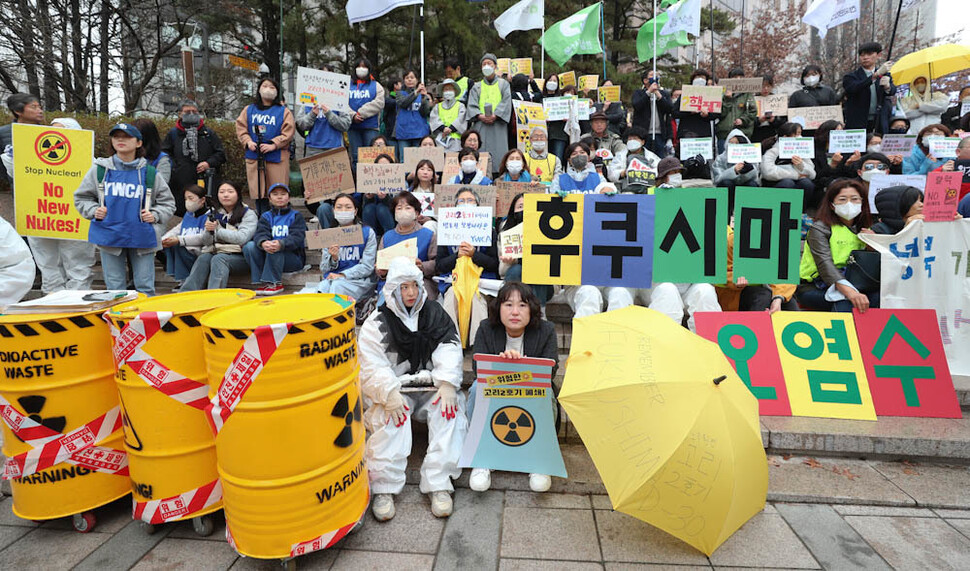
890, 43, 970, 86
451, 255, 482, 348
559, 306, 768, 556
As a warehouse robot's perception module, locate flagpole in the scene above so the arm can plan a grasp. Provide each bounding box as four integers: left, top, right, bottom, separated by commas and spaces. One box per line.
710, 0, 714, 75
600, 1, 607, 78
652, 0, 657, 76
540, 0, 545, 81
420, 5, 425, 83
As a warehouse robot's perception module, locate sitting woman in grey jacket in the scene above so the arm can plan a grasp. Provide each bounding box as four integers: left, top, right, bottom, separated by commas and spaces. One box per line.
712, 128, 761, 214
180, 181, 258, 291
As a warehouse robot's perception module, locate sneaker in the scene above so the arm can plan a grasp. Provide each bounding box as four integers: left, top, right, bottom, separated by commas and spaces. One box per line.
469, 468, 491, 492
371, 494, 395, 522
430, 491, 453, 518
256, 283, 284, 296
529, 473, 552, 493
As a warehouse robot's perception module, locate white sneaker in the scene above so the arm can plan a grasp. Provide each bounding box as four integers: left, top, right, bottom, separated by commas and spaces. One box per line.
430, 491, 453, 518
371, 494, 395, 521
529, 473, 552, 493
469, 468, 491, 492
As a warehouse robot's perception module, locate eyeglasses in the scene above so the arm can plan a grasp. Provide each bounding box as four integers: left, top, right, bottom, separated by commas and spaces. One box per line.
833, 196, 863, 204
862, 163, 889, 171
455, 199, 477, 206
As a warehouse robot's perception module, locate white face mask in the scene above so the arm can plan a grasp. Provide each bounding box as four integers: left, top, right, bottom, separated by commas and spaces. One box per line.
627, 140, 643, 152
667, 173, 683, 187
692, 78, 707, 87
185, 198, 203, 213
507, 160, 523, 175
334, 211, 355, 226
915, 83, 926, 93
546, 81, 558, 91
531, 140, 546, 152
482, 66, 495, 78
804, 75, 820, 87
860, 170, 878, 182
356, 67, 368, 79
867, 144, 882, 153
461, 159, 478, 174
443, 91, 456, 102
395, 210, 416, 226
834, 202, 862, 221
259, 88, 277, 100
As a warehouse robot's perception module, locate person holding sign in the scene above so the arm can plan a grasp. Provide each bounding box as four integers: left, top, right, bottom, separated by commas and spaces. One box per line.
797, 179, 877, 313
302, 193, 378, 301
673, 70, 721, 143
715, 68, 758, 152
540, 75, 569, 160
436, 187, 499, 292
447, 147, 493, 185
377, 191, 438, 301
235, 77, 296, 215
813, 120, 861, 199
295, 92, 352, 157
752, 75, 786, 144
871, 185, 926, 235
903, 123, 954, 175
609, 127, 661, 193
360, 153, 398, 236
712, 129, 761, 212
430, 79, 468, 152
73, 123, 175, 296
936, 137, 970, 200
467, 53, 513, 173
592, 80, 627, 137
359, 257, 467, 521
468, 282, 560, 493
394, 69, 433, 154
242, 184, 306, 296
762, 122, 816, 206
524, 126, 562, 183
550, 142, 606, 195
348, 58, 386, 168
899, 75, 950, 133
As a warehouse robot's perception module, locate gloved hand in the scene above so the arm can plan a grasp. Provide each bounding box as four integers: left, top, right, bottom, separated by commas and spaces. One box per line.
879, 75, 891, 90
555, 188, 569, 198
432, 383, 459, 420
384, 388, 409, 427
876, 61, 893, 76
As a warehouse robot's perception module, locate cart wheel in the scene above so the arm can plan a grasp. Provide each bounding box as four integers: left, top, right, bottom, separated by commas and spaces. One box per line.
279, 558, 296, 571
138, 521, 157, 535
192, 515, 215, 537
72, 511, 96, 533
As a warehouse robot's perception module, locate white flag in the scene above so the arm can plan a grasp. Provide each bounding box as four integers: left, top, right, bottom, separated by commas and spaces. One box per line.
802, 0, 860, 39
494, 0, 544, 40
661, 0, 701, 37
347, 0, 424, 25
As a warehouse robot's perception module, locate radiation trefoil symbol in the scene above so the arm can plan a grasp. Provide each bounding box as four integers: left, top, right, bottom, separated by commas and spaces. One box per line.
331, 393, 362, 448
14, 395, 66, 442
490, 406, 535, 447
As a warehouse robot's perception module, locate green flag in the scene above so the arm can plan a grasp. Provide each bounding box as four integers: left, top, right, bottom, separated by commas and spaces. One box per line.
636, 5, 692, 63
539, 4, 602, 67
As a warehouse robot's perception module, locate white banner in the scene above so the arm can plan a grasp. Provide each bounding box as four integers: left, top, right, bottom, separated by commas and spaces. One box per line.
860, 220, 970, 375
347, 0, 423, 24
802, 0, 860, 39
494, 0, 544, 39
661, 0, 702, 36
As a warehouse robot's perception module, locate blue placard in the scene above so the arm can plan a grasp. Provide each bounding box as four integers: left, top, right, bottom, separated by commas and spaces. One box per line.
580, 194, 655, 288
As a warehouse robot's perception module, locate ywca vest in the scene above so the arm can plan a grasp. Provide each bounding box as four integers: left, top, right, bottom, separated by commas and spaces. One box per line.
305, 111, 344, 150
349, 81, 379, 130
435, 102, 462, 141
395, 91, 430, 140
245, 104, 286, 162
556, 172, 600, 193
88, 167, 157, 249
179, 209, 208, 238
799, 224, 865, 281
263, 208, 298, 239
335, 225, 373, 273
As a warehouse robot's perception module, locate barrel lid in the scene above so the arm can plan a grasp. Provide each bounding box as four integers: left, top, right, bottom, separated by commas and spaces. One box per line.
0, 293, 147, 324
107, 289, 255, 321
200, 294, 354, 331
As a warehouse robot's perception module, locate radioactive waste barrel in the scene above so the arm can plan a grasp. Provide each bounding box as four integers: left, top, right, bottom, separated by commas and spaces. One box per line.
0, 308, 130, 520
200, 294, 367, 559
106, 289, 254, 524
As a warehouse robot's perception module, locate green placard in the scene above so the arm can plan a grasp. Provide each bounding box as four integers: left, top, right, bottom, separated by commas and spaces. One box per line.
732, 187, 803, 284
652, 187, 728, 283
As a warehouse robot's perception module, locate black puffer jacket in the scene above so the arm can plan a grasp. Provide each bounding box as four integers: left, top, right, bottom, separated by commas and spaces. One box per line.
872, 185, 923, 234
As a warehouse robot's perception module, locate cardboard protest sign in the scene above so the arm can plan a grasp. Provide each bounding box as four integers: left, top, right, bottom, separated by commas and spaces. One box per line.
778, 137, 815, 159
305, 224, 364, 250
788, 105, 843, 130
298, 147, 355, 203
12, 123, 93, 240
412, 191, 435, 217
626, 157, 657, 187
376, 238, 417, 270
772, 312, 877, 421
679, 137, 714, 160
694, 312, 792, 416
867, 174, 926, 213
459, 355, 566, 478
679, 85, 723, 114
500, 224, 524, 259
523, 193, 584, 285
558, 71, 577, 87
732, 187, 802, 284
718, 77, 763, 93
442, 152, 490, 181
512, 100, 546, 153
578, 75, 599, 92
853, 309, 961, 418
435, 184, 496, 209
828, 129, 867, 154
581, 194, 655, 288
727, 143, 762, 163
597, 86, 621, 103
437, 206, 494, 247
880, 134, 917, 157
295, 67, 351, 113
542, 96, 573, 121
755, 94, 789, 116
402, 146, 445, 174
356, 162, 407, 195
652, 187, 727, 283
509, 58, 533, 77
497, 58, 511, 76
357, 146, 394, 163
922, 171, 962, 222
495, 181, 533, 217
928, 137, 960, 158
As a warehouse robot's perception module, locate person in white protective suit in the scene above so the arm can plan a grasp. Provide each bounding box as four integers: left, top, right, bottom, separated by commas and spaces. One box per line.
0, 216, 35, 306
358, 256, 468, 521
898, 75, 950, 133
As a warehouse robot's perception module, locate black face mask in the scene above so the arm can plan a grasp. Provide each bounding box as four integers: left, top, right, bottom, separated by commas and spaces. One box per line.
888, 128, 908, 135
507, 211, 524, 227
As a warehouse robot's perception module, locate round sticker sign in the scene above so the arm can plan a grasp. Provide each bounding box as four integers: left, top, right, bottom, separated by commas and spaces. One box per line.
34, 131, 72, 166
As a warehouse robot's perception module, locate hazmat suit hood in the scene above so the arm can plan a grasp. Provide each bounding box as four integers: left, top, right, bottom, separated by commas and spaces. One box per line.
383, 256, 427, 328
725, 128, 751, 145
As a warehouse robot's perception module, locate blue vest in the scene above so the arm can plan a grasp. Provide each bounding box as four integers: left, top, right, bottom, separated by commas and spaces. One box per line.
88, 167, 158, 249
395, 91, 430, 140
349, 81, 379, 130
179, 209, 208, 238
335, 225, 373, 273
263, 208, 298, 239
245, 104, 286, 162
149, 152, 169, 169
305, 111, 345, 150
557, 172, 600, 193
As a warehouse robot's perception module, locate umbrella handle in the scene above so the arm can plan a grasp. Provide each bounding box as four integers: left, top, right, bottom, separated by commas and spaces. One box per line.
713, 375, 727, 386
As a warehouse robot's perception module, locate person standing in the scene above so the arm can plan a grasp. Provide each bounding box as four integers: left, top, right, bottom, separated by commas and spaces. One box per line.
941, 85, 970, 132
162, 100, 227, 213
751, 75, 786, 144
631, 70, 673, 158
716, 68, 758, 152
467, 54, 512, 173
296, 94, 352, 230
235, 77, 295, 214
348, 58, 386, 166
842, 42, 896, 133
430, 79, 467, 152
672, 69, 721, 143
444, 57, 473, 106
594, 80, 627, 137
394, 69, 433, 155
0, 93, 44, 186
788, 65, 838, 111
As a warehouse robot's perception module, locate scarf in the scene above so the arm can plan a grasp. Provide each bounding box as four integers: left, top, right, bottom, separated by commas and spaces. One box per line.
378, 301, 457, 374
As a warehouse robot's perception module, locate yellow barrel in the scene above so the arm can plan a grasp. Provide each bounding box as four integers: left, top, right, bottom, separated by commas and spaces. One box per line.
107, 289, 254, 523
0, 308, 130, 520
201, 294, 367, 559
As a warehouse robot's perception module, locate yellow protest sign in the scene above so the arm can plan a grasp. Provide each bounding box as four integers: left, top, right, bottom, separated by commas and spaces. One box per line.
510, 58, 533, 77
13, 123, 94, 240
771, 312, 877, 421
497, 58, 511, 76
598, 86, 621, 103
512, 100, 546, 153
522, 193, 584, 285
559, 71, 577, 87
578, 75, 599, 92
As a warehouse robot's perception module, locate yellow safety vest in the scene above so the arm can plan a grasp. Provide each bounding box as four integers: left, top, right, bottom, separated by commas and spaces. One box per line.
525, 153, 556, 183
436, 102, 461, 140
479, 80, 502, 113
456, 77, 469, 99
799, 223, 865, 281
